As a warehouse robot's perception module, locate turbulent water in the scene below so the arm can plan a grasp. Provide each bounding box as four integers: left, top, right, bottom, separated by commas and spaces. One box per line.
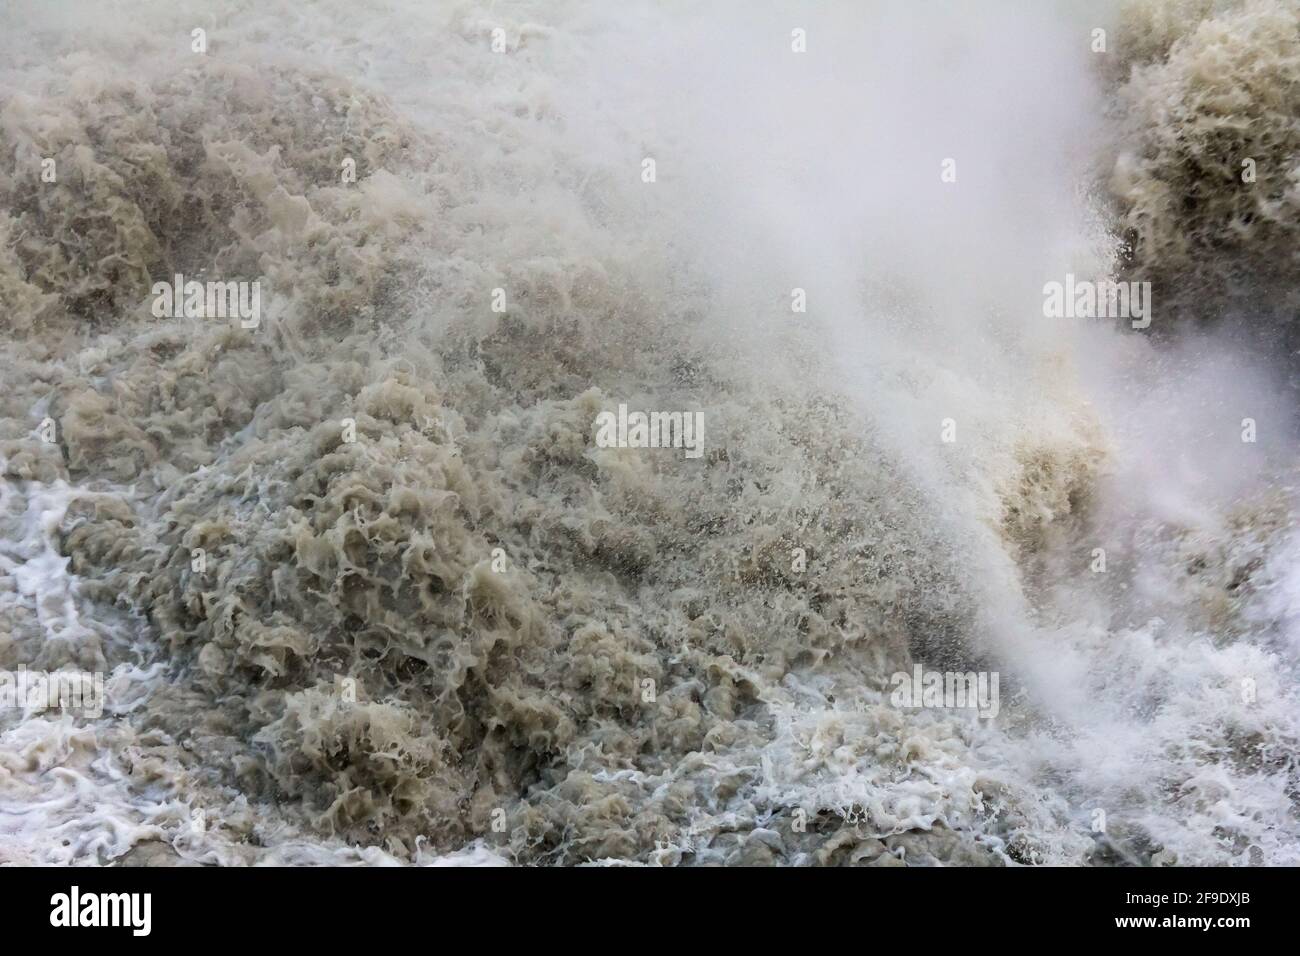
1, 0, 1298, 866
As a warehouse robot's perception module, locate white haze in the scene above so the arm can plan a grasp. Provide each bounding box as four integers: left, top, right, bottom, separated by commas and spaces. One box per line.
1, 0, 1298, 866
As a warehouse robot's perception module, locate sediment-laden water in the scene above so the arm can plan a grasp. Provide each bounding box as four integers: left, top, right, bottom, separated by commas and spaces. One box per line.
1, 0, 1298, 866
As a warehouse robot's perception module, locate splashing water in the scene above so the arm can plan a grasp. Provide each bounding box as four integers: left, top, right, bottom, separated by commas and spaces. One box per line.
1, 0, 1297, 866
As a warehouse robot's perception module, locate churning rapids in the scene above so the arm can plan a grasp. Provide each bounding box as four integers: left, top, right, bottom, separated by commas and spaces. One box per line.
1, 0, 1299, 866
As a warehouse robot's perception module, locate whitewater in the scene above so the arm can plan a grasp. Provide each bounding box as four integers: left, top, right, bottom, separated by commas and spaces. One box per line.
0, 0, 1298, 866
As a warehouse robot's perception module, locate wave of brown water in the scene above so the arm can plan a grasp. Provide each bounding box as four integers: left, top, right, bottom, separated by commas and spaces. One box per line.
1, 0, 1299, 866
